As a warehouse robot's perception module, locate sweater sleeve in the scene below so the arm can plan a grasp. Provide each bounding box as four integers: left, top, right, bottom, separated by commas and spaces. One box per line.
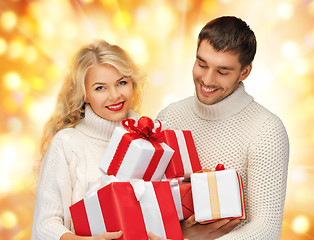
31, 135, 73, 240
217, 116, 289, 240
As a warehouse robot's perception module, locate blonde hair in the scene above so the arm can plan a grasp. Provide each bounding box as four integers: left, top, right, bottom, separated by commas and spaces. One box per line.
37, 40, 145, 171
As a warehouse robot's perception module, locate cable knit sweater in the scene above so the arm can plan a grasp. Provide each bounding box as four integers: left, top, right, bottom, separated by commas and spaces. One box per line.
157, 82, 289, 240
31, 105, 138, 240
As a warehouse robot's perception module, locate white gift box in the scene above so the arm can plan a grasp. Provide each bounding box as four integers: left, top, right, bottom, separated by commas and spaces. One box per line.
100, 126, 174, 181
191, 169, 246, 223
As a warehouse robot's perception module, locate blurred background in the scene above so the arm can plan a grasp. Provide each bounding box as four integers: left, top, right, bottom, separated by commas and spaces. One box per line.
0, 0, 313, 239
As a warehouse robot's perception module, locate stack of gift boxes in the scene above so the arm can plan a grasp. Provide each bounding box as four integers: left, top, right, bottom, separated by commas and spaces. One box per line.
69, 117, 246, 240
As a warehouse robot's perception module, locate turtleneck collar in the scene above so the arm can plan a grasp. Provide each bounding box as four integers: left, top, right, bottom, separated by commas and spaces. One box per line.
193, 82, 254, 121
75, 105, 138, 141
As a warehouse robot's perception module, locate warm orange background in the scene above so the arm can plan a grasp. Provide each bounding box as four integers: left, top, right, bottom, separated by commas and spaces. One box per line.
0, 0, 313, 239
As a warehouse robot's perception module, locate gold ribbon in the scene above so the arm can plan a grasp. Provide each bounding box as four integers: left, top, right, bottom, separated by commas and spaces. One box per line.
207, 172, 221, 219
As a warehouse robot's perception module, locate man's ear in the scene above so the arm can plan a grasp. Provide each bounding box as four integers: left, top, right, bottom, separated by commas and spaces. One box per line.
239, 63, 252, 82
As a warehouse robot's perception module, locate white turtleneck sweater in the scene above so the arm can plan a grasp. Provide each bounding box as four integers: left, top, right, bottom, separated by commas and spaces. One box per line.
31, 105, 138, 240
157, 82, 289, 240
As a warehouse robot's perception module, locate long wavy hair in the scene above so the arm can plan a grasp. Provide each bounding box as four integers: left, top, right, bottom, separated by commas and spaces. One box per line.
36, 40, 145, 173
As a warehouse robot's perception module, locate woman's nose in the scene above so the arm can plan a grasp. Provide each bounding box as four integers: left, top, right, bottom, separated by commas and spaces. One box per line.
108, 87, 121, 100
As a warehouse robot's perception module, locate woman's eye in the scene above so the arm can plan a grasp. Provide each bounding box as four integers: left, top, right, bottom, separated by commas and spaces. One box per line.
95, 86, 104, 91
118, 80, 127, 86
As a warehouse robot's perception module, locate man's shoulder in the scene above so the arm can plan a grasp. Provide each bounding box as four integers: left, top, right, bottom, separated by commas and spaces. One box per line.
158, 96, 194, 116
248, 101, 286, 129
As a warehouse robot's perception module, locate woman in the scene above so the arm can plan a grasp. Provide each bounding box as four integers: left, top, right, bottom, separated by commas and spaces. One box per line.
31, 40, 165, 240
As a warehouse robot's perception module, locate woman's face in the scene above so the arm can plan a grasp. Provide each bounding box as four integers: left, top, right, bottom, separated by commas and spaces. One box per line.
85, 64, 134, 122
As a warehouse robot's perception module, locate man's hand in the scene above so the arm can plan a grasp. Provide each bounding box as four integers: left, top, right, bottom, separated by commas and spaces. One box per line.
181, 215, 241, 240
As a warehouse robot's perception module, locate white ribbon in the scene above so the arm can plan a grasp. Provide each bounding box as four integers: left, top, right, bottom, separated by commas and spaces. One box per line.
85, 175, 120, 197
175, 130, 193, 177
138, 182, 167, 238
84, 191, 106, 235
129, 179, 146, 200
168, 179, 184, 221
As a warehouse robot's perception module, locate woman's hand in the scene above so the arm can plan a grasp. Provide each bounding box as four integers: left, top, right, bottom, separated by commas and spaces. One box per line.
181, 215, 241, 240
60, 231, 123, 240
148, 232, 170, 240
92, 231, 123, 240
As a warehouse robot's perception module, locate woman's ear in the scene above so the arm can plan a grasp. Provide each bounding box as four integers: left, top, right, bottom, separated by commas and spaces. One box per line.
239, 63, 252, 82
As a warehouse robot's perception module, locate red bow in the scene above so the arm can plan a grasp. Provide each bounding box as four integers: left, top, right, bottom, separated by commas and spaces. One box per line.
107, 116, 166, 181
122, 116, 165, 143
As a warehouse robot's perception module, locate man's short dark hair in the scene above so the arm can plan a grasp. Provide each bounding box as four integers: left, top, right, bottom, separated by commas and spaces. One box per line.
198, 16, 257, 68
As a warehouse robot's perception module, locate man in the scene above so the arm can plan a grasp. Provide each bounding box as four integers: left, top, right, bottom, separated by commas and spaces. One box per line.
158, 16, 289, 239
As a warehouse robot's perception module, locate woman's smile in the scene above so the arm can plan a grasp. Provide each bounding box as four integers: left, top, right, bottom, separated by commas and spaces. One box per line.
106, 101, 125, 111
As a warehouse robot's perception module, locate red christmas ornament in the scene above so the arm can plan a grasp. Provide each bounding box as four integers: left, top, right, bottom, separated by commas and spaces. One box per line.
215, 164, 225, 171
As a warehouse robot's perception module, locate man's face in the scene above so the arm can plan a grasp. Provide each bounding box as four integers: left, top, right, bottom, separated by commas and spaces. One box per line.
192, 41, 252, 105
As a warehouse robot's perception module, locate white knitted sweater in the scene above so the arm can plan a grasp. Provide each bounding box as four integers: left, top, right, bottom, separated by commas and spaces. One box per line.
31, 105, 138, 240
157, 83, 289, 240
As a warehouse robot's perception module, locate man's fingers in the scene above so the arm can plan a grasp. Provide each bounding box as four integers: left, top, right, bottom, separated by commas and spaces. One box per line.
202, 218, 231, 229
183, 215, 196, 228
217, 219, 241, 234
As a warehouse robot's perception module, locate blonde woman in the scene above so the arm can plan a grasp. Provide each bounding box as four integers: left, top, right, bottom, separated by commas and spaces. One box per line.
31, 40, 164, 240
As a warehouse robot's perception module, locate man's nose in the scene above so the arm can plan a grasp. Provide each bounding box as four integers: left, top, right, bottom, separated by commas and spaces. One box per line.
202, 69, 216, 86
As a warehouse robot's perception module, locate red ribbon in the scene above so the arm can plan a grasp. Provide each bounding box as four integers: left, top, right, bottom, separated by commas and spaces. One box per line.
122, 116, 164, 142
107, 117, 165, 181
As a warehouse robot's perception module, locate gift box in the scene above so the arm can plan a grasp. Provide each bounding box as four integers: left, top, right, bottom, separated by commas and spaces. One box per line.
163, 130, 202, 178
100, 117, 174, 181
168, 178, 194, 221
70, 180, 184, 240
190, 164, 246, 223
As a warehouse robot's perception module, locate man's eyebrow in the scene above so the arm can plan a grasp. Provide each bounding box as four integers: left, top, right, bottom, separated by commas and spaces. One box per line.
218, 66, 234, 71
197, 55, 234, 70
196, 55, 206, 63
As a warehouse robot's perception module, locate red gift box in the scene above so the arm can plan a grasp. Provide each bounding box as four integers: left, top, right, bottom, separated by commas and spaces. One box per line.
163, 130, 202, 178
168, 179, 194, 221
70, 181, 183, 240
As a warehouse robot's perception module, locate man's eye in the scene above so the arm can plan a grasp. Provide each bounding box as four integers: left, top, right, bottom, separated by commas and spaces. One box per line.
198, 63, 207, 68
218, 71, 228, 75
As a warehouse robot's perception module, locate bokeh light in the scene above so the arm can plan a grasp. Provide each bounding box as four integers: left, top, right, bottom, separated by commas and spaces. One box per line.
0, 11, 17, 31
0, 211, 18, 229
0, 37, 7, 55
0, 0, 313, 239
292, 215, 310, 234
277, 2, 294, 20
3, 72, 22, 90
